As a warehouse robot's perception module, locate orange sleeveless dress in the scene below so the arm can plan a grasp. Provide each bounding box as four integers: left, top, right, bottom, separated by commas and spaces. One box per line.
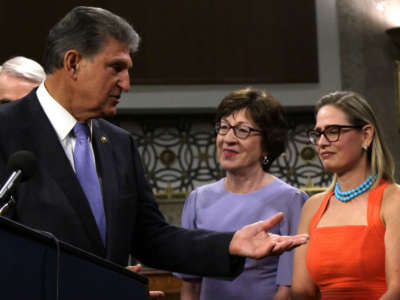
306, 181, 388, 299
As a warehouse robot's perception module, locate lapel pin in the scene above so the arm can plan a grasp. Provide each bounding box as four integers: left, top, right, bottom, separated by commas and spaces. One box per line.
100, 136, 108, 144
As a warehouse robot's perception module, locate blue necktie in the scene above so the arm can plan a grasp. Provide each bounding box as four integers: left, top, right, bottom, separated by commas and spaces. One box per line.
73, 123, 106, 245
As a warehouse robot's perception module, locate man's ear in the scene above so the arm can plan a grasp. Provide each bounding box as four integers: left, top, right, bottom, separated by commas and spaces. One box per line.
64, 50, 81, 79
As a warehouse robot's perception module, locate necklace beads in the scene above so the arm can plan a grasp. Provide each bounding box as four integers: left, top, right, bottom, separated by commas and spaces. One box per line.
334, 174, 377, 202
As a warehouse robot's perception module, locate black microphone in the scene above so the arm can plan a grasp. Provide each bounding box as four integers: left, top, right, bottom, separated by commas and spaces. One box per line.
0, 151, 37, 204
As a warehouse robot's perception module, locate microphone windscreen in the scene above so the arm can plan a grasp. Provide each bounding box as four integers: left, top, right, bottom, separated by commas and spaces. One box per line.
7, 151, 37, 181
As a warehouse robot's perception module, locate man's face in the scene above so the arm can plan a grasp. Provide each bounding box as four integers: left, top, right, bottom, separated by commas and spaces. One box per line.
0, 72, 39, 102
72, 38, 132, 120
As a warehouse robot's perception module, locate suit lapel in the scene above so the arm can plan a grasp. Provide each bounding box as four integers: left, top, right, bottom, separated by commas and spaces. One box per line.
23, 95, 105, 255
92, 120, 119, 253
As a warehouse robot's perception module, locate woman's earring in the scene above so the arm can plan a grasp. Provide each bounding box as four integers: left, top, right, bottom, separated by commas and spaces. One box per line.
262, 155, 269, 165
362, 145, 368, 151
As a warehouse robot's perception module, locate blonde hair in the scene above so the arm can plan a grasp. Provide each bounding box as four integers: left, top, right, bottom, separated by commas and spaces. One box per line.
315, 91, 395, 190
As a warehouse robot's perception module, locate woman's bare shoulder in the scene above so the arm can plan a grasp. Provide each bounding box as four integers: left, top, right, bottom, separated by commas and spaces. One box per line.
381, 183, 400, 223
383, 182, 400, 196
300, 191, 329, 225
303, 191, 328, 211
382, 183, 400, 207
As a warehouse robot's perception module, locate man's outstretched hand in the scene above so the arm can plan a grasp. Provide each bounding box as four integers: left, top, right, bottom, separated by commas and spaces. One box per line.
229, 212, 308, 259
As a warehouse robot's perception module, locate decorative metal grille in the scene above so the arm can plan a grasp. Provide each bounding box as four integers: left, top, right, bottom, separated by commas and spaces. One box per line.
271, 122, 332, 188
116, 112, 332, 199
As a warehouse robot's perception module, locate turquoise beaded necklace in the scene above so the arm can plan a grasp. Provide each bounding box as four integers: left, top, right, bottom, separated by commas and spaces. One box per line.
334, 174, 377, 202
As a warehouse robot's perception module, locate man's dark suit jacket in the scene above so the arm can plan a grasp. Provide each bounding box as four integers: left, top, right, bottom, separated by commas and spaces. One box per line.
0, 90, 242, 277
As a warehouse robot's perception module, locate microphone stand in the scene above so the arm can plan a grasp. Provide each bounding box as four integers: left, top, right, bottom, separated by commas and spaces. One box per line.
0, 195, 16, 215
0, 170, 21, 200
0, 170, 22, 216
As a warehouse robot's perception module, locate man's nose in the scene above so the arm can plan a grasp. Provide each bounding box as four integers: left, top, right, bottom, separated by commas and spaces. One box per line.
118, 71, 131, 92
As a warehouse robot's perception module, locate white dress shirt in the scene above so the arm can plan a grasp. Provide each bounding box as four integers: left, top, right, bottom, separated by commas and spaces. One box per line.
36, 83, 96, 172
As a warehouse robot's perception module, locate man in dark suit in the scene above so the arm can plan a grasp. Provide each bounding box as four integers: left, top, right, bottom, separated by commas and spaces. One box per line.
0, 6, 307, 278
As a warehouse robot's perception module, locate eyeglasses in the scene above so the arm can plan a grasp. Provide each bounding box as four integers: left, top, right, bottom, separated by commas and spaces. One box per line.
215, 122, 262, 139
307, 124, 363, 145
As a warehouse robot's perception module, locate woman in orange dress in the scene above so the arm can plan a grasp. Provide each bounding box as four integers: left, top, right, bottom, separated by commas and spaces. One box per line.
291, 91, 400, 299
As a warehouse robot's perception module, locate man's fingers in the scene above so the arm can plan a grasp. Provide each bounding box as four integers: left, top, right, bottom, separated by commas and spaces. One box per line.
260, 212, 284, 231
274, 233, 309, 244
272, 239, 293, 253
292, 234, 309, 245
149, 290, 165, 299
126, 263, 142, 273
272, 234, 309, 254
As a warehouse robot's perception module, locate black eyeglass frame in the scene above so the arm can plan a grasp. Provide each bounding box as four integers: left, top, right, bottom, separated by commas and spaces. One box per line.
307, 124, 364, 145
215, 122, 262, 139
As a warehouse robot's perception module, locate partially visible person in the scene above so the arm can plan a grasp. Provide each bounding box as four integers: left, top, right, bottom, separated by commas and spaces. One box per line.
292, 91, 400, 299
0, 56, 46, 103
175, 88, 308, 300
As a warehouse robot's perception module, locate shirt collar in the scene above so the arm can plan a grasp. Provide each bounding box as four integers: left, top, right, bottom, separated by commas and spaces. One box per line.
36, 82, 93, 140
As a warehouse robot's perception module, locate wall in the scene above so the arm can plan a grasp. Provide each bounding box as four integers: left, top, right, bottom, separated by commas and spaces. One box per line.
118, 0, 342, 112
336, 0, 400, 179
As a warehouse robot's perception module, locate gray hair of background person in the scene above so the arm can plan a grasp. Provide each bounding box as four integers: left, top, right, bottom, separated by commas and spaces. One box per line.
1, 56, 46, 83
215, 88, 289, 171
43, 6, 140, 74
315, 91, 395, 189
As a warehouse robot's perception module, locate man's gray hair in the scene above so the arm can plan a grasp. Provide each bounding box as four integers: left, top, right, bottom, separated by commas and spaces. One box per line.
43, 6, 140, 74
1, 56, 46, 83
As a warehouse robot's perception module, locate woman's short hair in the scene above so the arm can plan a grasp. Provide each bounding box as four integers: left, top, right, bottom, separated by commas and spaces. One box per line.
315, 91, 395, 188
215, 88, 288, 171
43, 6, 140, 74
